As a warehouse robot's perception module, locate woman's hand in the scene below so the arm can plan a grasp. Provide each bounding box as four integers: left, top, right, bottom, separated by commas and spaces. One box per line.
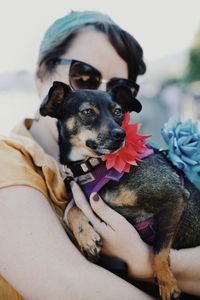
69, 181, 154, 281
68, 181, 200, 296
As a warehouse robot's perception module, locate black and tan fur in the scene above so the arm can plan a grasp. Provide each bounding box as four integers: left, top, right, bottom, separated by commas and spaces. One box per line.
40, 81, 200, 300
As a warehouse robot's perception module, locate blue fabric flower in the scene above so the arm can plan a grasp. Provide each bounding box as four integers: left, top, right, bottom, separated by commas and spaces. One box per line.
161, 118, 200, 190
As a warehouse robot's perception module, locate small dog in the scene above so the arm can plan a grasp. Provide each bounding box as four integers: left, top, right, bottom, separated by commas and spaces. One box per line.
40, 81, 200, 300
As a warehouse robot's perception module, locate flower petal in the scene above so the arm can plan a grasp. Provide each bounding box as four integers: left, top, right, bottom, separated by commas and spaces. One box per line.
181, 155, 197, 166
104, 112, 150, 173
123, 163, 131, 172
115, 156, 127, 173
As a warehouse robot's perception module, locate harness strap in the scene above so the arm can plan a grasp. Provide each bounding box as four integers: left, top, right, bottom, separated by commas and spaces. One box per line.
134, 217, 156, 246
79, 164, 124, 197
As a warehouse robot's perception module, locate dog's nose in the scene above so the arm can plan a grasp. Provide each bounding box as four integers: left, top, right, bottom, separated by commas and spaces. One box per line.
111, 128, 126, 141
86, 139, 98, 150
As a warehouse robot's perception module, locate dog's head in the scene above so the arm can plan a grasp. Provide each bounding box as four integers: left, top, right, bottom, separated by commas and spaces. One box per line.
40, 81, 142, 162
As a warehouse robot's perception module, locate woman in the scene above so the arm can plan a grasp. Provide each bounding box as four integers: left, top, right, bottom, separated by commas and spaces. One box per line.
0, 10, 199, 300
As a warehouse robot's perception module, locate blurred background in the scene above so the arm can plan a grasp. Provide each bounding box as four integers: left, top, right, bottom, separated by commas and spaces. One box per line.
0, 0, 200, 147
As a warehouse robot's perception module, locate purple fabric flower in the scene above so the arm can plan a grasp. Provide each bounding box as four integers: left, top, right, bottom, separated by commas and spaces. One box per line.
161, 118, 200, 190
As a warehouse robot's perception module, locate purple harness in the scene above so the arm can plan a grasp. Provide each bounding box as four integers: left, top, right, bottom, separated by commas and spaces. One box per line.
65, 146, 185, 276
80, 164, 124, 197
75, 148, 156, 246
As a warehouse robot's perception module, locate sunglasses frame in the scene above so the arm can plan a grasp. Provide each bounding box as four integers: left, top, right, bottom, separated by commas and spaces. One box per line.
56, 58, 140, 96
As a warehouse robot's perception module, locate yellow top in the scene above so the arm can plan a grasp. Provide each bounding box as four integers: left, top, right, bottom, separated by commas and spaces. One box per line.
0, 119, 68, 300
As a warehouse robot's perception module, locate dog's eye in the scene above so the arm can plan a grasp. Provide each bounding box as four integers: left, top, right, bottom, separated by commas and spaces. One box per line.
114, 108, 122, 116
81, 108, 93, 116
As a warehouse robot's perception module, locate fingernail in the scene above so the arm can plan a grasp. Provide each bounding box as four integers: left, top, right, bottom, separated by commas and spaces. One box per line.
70, 181, 75, 188
92, 193, 99, 201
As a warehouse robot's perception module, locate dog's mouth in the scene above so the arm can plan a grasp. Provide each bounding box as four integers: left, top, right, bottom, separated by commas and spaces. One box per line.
97, 143, 124, 154
86, 139, 125, 155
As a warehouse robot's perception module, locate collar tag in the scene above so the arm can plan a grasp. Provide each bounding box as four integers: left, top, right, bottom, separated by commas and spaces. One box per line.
78, 172, 95, 185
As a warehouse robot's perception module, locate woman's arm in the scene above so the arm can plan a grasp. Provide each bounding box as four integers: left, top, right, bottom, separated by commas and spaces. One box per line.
170, 247, 200, 295
0, 186, 153, 300
125, 240, 200, 295
70, 181, 200, 296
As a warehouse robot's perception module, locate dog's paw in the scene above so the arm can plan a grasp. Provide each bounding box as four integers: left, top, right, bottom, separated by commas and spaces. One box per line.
156, 271, 181, 300
77, 222, 102, 259
67, 206, 102, 259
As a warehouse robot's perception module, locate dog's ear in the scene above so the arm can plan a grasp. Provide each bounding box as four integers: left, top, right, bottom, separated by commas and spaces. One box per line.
39, 81, 71, 118
111, 85, 142, 113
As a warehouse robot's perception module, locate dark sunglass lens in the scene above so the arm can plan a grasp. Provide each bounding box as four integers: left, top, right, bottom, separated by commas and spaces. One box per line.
69, 62, 101, 90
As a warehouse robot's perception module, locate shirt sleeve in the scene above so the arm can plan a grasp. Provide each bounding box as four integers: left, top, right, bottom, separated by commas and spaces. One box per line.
0, 140, 49, 198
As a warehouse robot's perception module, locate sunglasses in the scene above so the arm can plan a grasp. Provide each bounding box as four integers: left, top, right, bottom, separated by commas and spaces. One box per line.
56, 58, 140, 96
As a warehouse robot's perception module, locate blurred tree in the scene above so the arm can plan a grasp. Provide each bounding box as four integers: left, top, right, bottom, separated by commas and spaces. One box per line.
185, 29, 200, 82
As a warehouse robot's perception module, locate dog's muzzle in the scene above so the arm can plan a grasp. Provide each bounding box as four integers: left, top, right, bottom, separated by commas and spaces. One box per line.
86, 128, 126, 154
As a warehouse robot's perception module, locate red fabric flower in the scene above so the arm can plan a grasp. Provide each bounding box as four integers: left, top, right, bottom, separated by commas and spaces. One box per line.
104, 112, 151, 173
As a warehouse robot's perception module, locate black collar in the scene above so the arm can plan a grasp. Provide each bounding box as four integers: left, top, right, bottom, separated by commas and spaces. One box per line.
63, 157, 102, 178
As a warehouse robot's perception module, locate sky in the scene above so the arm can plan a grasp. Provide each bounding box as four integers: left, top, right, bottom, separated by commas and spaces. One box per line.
0, 0, 200, 73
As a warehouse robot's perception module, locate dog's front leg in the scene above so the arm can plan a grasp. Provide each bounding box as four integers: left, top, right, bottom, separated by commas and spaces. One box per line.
152, 197, 186, 300
67, 206, 102, 259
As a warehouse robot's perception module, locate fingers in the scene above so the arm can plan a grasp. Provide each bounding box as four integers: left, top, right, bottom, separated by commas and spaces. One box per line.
70, 181, 106, 234
70, 181, 93, 216
90, 193, 126, 230
70, 181, 126, 235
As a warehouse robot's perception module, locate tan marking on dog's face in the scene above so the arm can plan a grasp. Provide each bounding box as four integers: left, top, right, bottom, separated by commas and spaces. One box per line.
105, 187, 138, 207
70, 129, 97, 147
69, 129, 99, 160
66, 117, 76, 131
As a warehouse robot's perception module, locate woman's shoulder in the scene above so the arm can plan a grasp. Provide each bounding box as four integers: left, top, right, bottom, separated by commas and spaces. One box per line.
0, 135, 49, 198
0, 124, 68, 219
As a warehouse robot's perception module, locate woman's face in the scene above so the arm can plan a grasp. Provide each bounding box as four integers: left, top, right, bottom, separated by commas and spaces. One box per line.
37, 27, 128, 99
